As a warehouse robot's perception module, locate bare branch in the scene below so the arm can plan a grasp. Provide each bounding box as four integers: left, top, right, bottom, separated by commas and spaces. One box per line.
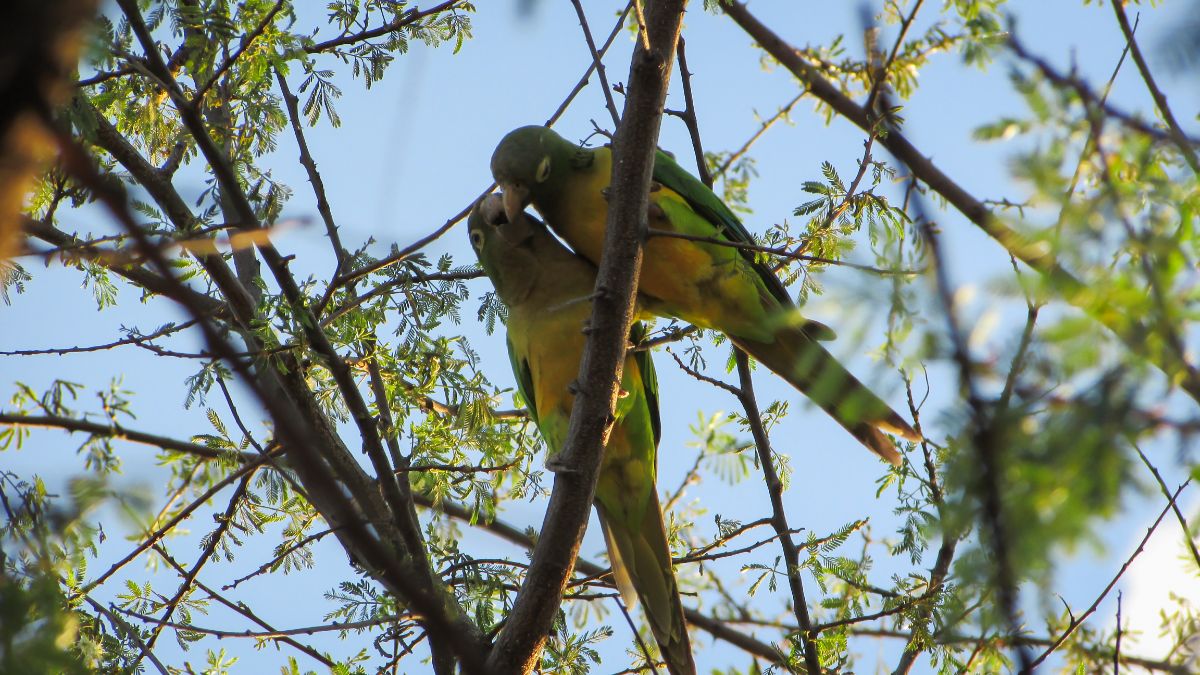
0, 411, 253, 462
0, 320, 198, 357
1029, 481, 1189, 669
1134, 446, 1200, 572
570, 0, 621, 128
736, 351, 823, 674
132, 475, 254, 669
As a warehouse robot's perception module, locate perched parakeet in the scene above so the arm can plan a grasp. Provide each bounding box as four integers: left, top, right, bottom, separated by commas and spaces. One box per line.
491, 125, 918, 464
468, 194, 695, 675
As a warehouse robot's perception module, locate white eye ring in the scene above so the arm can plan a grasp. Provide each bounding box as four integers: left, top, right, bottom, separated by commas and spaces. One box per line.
535, 156, 551, 183
470, 230, 484, 250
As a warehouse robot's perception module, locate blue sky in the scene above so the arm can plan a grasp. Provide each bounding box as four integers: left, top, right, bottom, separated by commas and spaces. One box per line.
3, 1, 1199, 672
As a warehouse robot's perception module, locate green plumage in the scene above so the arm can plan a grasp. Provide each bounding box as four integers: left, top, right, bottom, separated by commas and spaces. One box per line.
468, 195, 695, 675
492, 125, 919, 464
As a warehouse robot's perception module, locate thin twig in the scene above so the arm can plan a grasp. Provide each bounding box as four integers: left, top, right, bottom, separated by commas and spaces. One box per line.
665, 347, 742, 396
1134, 446, 1200, 572
736, 351, 823, 674
545, 2, 635, 127
615, 597, 661, 675
1006, 34, 1200, 155
0, 412, 255, 462
119, 606, 406, 640
151, 544, 336, 668
714, 93, 803, 179
322, 2, 634, 303
648, 226, 920, 276
570, 0, 621, 128
1029, 481, 1190, 669
304, 1, 464, 54
223, 527, 341, 591
192, 0, 285, 106
132, 475, 254, 670
724, 1, 1200, 405
913, 187, 1032, 671
0, 320, 197, 356
84, 597, 169, 675
1109, 2, 1200, 175
674, 36, 712, 187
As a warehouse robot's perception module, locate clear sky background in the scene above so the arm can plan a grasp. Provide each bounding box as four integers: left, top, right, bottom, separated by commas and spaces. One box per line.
3, 1, 1199, 672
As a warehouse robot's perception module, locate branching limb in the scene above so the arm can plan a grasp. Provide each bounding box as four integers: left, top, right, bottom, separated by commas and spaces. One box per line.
84, 596, 169, 675
912, 188, 1032, 671
151, 544, 335, 668
1133, 446, 1200, 572
132, 474, 254, 670
0, 320, 197, 357
416, 492, 804, 671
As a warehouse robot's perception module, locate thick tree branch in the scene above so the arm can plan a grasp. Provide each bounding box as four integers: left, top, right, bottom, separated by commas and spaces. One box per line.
486, 4, 685, 670
64, 123, 488, 675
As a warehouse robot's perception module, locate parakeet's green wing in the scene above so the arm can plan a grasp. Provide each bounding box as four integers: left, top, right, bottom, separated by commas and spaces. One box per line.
651, 152, 787, 301
506, 337, 540, 429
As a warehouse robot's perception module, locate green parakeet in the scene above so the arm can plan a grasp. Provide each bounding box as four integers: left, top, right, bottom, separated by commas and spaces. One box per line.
491, 125, 918, 464
468, 194, 695, 675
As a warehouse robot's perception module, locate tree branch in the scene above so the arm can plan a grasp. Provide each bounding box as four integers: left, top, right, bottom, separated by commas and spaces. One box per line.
570, 0, 620, 129
736, 351, 823, 674
487, 7, 685, 669
304, 1, 465, 54
1028, 481, 1189, 670
0, 412, 253, 462
1108, 0, 1200, 175
722, 1, 1200, 406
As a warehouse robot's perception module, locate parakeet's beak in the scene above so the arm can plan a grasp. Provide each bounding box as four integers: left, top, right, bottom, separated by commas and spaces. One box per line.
501, 183, 531, 225
478, 193, 505, 226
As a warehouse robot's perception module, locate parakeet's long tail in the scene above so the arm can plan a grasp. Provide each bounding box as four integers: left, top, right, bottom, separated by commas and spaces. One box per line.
730, 327, 919, 465
596, 496, 695, 675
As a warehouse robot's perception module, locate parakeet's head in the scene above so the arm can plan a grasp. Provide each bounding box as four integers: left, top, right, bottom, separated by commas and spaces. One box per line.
467, 192, 540, 305
490, 125, 578, 223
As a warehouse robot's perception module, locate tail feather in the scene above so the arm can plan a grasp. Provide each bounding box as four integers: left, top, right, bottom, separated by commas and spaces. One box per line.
730, 328, 918, 466
596, 496, 696, 675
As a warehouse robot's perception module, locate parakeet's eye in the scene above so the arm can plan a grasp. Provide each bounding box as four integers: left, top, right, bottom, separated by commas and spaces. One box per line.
535, 156, 551, 183
469, 230, 484, 250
